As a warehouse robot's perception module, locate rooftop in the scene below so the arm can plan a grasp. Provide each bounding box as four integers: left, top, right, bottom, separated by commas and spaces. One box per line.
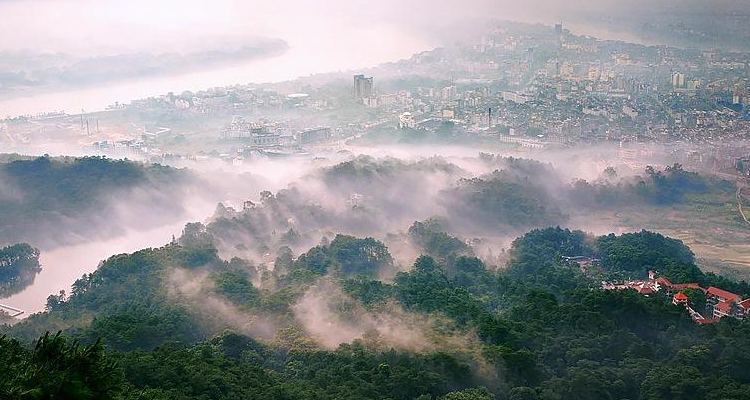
674, 292, 689, 301
707, 286, 741, 302
715, 300, 732, 312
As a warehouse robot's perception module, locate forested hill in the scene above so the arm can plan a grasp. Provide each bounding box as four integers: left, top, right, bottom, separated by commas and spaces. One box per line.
0, 155, 192, 248
3, 226, 750, 399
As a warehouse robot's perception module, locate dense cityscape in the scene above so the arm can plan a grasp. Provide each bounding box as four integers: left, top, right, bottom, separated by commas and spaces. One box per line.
3, 22, 750, 175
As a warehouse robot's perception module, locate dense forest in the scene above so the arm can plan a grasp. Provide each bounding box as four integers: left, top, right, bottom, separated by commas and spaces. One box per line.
197, 156, 731, 272
3, 222, 750, 399
569, 163, 730, 207
0, 155, 744, 399
0, 155, 191, 248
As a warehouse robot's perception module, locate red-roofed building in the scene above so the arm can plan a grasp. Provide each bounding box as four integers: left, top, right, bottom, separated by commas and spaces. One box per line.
713, 300, 732, 319
654, 275, 702, 297
655, 277, 672, 292
711, 298, 750, 320
736, 299, 750, 320
673, 283, 702, 291
603, 272, 749, 322
672, 292, 689, 306
706, 287, 743, 319
602, 279, 659, 295
636, 285, 654, 294
706, 287, 741, 303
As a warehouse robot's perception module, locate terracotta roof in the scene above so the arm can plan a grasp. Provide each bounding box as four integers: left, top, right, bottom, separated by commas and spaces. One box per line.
739, 299, 750, 310
674, 292, 689, 301
656, 277, 672, 286
673, 283, 702, 291
637, 286, 654, 294
706, 287, 741, 302
715, 300, 732, 312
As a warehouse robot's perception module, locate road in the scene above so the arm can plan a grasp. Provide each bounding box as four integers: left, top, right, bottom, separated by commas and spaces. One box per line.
708, 170, 750, 227
719, 173, 750, 226
737, 185, 750, 226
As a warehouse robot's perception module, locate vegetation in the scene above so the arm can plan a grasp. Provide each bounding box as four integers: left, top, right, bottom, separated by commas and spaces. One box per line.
571, 164, 726, 208
0, 155, 189, 247
213, 266, 261, 307
443, 171, 566, 229
0, 333, 122, 399
408, 219, 473, 262
293, 234, 393, 277
597, 230, 695, 275
323, 155, 461, 187
3, 219, 750, 399
0, 243, 41, 296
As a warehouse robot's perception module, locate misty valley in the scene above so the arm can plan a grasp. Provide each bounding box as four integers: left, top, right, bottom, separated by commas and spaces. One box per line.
2, 148, 750, 400
4, 4, 750, 400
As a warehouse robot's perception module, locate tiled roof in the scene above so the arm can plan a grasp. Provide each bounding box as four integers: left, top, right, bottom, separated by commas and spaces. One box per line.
706, 287, 741, 302
715, 300, 732, 312
674, 292, 689, 300
673, 283, 702, 291
656, 277, 672, 286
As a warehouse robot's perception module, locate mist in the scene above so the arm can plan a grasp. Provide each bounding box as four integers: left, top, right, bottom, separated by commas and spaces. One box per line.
0, 135, 730, 319
184, 143, 698, 276
4, 0, 750, 115
3, 3, 750, 399
2, 0, 748, 353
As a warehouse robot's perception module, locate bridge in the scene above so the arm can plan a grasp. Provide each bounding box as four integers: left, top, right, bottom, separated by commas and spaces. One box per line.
0, 303, 24, 318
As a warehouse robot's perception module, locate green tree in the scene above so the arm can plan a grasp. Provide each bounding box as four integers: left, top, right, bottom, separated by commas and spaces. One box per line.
640, 364, 704, 400
0, 332, 123, 399
441, 388, 496, 400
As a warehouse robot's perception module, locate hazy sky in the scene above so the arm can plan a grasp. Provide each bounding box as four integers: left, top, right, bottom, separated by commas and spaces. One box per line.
2, 0, 747, 56
0, 0, 501, 115
2, 0, 748, 116
0, 0, 498, 56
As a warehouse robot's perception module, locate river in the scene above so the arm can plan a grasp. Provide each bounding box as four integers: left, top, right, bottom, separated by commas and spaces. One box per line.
0, 28, 432, 117
0, 220, 188, 316
0, 188, 224, 317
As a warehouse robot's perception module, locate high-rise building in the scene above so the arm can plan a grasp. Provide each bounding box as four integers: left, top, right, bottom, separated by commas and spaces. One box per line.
354, 75, 373, 99
526, 47, 535, 65
588, 66, 600, 81
440, 85, 457, 101
671, 71, 685, 88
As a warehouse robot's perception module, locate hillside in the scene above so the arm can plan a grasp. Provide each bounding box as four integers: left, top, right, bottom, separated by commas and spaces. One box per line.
3, 224, 750, 399
0, 155, 192, 248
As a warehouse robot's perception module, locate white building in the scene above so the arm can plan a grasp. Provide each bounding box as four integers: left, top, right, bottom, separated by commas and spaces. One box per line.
399, 112, 416, 129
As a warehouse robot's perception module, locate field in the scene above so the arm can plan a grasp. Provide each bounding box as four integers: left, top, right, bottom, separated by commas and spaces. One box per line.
579, 185, 750, 281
